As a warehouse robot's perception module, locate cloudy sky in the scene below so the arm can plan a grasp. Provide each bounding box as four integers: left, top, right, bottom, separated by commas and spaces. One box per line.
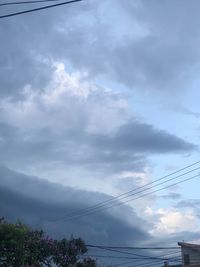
1, 0, 200, 265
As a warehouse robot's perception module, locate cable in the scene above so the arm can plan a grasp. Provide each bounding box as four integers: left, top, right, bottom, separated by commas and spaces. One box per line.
86, 248, 181, 267
0, 0, 63, 6
49, 169, 200, 222
83, 253, 181, 267
67, 173, 199, 221
103, 173, 199, 212
83, 255, 152, 260
0, 0, 83, 18
128, 262, 162, 267
48, 161, 200, 222
87, 245, 180, 250
88, 246, 180, 261
116, 251, 180, 266
127, 258, 181, 267
86, 250, 180, 265
127, 259, 181, 267
83, 254, 181, 261
88, 249, 180, 266
117, 258, 169, 266
117, 260, 143, 266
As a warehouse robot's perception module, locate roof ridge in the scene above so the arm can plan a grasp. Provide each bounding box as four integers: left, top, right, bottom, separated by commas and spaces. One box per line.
178, 242, 200, 248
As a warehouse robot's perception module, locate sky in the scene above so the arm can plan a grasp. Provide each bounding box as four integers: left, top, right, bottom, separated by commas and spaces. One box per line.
0, 0, 200, 265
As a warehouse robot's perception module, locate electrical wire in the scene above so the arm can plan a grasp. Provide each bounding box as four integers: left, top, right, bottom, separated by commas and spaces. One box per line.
86, 245, 182, 266
128, 262, 162, 267
87, 245, 180, 250
115, 251, 180, 266
66, 173, 199, 221
84, 255, 152, 260
101, 173, 199, 214
87, 246, 180, 261
83, 254, 181, 261
127, 259, 181, 267
48, 161, 200, 222
82, 252, 181, 267
87, 250, 181, 265
48, 168, 200, 222
83, 254, 181, 267
0, 0, 83, 18
93, 250, 180, 265
0, 0, 63, 6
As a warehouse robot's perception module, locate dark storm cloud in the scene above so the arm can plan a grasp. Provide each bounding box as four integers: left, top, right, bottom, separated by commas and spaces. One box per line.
0, 2, 83, 98
1, 0, 200, 98
112, 0, 200, 91
1, 1, 200, 257
0, 119, 196, 174
0, 123, 56, 166
112, 0, 200, 90
1, 167, 200, 261
0, 165, 149, 245
92, 121, 196, 154
0, 19, 54, 98
45, 0, 200, 91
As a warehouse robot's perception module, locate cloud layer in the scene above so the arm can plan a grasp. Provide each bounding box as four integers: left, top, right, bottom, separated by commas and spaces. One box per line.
2, 0, 200, 97
1, 0, 200, 256
0, 64, 195, 186
0, 165, 149, 245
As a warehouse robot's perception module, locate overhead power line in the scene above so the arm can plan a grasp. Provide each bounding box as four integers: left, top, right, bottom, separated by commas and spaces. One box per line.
87, 248, 180, 267
84, 250, 181, 267
127, 262, 162, 267
116, 251, 180, 266
64, 173, 199, 221
128, 259, 181, 267
0, 0, 83, 19
118, 259, 162, 267
0, 0, 62, 6
49, 161, 200, 222
86, 248, 181, 267
84, 247, 182, 267
85, 255, 149, 260
50, 160, 200, 222
47, 161, 200, 222
84, 254, 181, 262
87, 246, 180, 262
87, 245, 180, 250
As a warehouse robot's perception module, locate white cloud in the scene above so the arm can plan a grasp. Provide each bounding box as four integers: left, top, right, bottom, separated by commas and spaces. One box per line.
148, 208, 200, 236
0, 61, 129, 134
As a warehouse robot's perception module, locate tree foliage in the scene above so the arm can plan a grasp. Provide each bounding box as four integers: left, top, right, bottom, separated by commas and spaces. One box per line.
0, 218, 96, 267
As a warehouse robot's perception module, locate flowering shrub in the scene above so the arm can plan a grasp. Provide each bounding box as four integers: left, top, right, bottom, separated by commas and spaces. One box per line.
0, 218, 96, 267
